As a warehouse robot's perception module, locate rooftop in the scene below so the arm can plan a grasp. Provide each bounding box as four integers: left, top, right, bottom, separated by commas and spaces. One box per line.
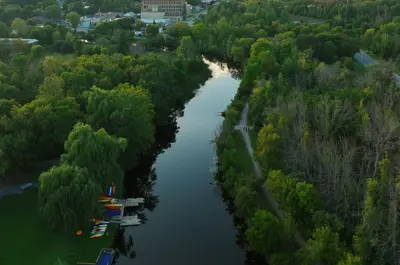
0, 38, 39, 44
141, 18, 169, 24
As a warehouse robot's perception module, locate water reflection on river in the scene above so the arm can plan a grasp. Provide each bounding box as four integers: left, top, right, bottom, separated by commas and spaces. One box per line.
112, 60, 258, 265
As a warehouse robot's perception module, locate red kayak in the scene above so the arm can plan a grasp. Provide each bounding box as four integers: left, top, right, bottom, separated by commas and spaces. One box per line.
104, 205, 121, 210
100, 194, 112, 198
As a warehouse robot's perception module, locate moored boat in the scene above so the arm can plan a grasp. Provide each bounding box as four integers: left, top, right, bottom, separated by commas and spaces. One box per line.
90, 232, 105, 239
104, 210, 121, 216
96, 248, 115, 265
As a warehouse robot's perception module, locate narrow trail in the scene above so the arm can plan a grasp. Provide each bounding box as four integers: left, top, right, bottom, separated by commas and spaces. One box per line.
234, 103, 306, 247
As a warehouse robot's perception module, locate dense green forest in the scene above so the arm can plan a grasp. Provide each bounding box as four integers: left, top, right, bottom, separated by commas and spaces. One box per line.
206, 0, 400, 265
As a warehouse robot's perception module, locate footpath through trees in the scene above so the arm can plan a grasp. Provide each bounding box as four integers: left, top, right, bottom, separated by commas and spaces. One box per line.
234, 103, 305, 247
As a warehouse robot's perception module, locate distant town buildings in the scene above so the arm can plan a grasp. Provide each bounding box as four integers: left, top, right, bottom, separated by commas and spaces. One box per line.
141, 0, 186, 21
186, 4, 192, 15
78, 12, 127, 32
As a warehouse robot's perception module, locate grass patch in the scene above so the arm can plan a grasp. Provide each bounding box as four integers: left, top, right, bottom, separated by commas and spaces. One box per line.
249, 130, 258, 150
231, 129, 276, 214
232, 130, 255, 175
0, 186, 115, 265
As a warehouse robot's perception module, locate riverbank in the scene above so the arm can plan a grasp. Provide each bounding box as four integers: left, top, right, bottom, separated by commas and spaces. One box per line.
215, 96, 303, 263
0, 188, 115, 265
0, 163, 115, 265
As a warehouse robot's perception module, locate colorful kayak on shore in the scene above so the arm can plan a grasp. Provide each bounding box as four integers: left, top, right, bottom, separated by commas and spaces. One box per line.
105, 206, 121, 211
91, 226, 107, 233
93, 225, 108, 229
90, 233, 105, 239
90, 219, 109, 224
98, 199, 112, 203
104, 204, 122, 210
105, 204, 122, 207
90, 228, 107, 235
93, 222, 109, 226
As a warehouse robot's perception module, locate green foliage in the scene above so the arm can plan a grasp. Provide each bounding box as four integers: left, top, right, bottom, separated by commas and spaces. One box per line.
0, 96, 81, 171
85, 84, 155, 170
245, 210, 291, 257
265, 170, 323, 233
38, 122, 127, 230
209, 0, 400, 264
256, 123, 283, 170
177, 36, 198, 59
354, 154, 400, 265
297, 226, 342, 265
234, 184, 257, 218
61, 122, 127, 193
337, 253, 362, 265
66, 12, 81, 30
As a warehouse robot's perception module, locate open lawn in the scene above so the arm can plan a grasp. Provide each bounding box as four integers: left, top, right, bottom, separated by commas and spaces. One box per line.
0, 188, 115, 265
231, 129, 276, 214
232, 130, 255, 175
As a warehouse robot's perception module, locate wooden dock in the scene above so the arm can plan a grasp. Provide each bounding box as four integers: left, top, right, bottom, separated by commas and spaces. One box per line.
119, 199, 138, 207
114, 198, 144, 207
103, 197, 144, 221
109, 215, 141, 226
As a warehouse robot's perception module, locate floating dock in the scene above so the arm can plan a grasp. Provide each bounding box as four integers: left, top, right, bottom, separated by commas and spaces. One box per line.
102, 197, 145, 222
115, 197, 145, 207
109, 215, 141, 226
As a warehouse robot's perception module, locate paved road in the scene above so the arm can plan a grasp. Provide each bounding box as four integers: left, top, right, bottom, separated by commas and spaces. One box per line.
234, 104, 306, 247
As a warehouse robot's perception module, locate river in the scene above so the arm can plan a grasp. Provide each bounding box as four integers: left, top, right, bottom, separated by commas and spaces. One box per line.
112, 60, 248, 265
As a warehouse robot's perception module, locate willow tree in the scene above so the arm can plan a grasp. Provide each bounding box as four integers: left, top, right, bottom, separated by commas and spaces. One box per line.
38, 164, 101, 231
61, 122, 127, 195
85, 84, 155, 170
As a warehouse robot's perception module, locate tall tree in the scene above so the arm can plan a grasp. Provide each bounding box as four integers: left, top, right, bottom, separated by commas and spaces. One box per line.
11, 18, 30, 37
297, 226, 342, 265
45, 5, 62, 20
85, 84, 155, 170
66, 12, 81, 31
61, 122, 127, 194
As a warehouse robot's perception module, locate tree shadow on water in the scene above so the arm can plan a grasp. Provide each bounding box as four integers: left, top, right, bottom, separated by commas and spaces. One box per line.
112, 116, 179, 263
113, 228, 136, 260
218, 177, 268, 265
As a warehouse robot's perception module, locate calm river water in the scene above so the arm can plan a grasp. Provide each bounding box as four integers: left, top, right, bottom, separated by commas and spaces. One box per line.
113, 60, 247, 265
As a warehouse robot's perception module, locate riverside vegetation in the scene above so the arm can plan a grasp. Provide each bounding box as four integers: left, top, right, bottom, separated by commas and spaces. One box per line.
202, 0, 400, 265
2, 0, 400, 264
